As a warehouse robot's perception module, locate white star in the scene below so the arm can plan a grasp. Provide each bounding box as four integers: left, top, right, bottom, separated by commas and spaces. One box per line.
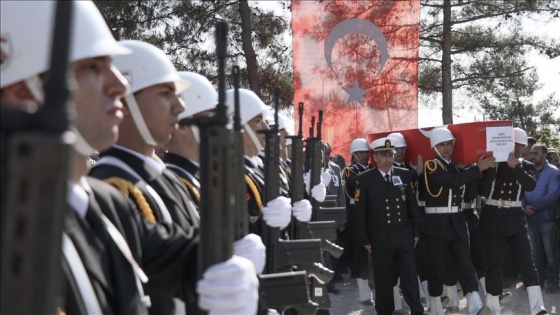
343, 79, 367, 107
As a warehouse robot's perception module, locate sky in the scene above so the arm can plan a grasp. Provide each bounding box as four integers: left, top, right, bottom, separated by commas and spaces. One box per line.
251, 1, 560, 130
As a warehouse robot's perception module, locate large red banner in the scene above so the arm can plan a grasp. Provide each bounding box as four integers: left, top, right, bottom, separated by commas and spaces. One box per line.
292, 0, 420, 161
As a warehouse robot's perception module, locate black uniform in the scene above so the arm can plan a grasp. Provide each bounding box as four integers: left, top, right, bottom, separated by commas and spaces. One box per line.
478, 161, 539, 295
61, 177, 198, 314
90, 145, 200, 314
354, 166, 423, 315
342, 162, 371, 279
421, 156, 481, 296
163, 152, 201, 207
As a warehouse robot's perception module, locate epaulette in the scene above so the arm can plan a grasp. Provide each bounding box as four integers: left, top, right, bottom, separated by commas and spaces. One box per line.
104, 177, 156, 223
343, 166, 358, 178
179, 177, 201, 204
354, 179, 360, 202
245, 175, 263, 213
423, 160, 444, 198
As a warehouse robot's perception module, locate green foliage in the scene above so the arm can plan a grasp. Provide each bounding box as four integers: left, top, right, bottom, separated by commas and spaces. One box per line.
94, 0, 293, 109
419, 0, 560, 126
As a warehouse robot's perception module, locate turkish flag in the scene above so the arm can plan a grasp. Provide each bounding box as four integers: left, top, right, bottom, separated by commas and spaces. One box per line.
292, 0, 420, 161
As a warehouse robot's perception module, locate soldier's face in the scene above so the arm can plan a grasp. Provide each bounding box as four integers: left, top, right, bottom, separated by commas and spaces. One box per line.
515, 143, 526, 159
394, 146, 406, 163
374, 151, 394, 172
435, 140, 454, 160
246, 114, 267, 144
74, 57, 127, 152
354, 151, 370, 165
134, 82, 185, 145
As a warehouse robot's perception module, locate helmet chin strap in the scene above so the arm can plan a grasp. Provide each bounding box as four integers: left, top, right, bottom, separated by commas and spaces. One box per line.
71, 126, 99, 156
26, 75, 97, 156
125, 94, 157, 147
190, 125, 200, 144
244, 124, 263, 153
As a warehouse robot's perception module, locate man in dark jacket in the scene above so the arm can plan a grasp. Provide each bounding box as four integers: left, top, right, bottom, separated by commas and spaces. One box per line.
354, 136, 423, 315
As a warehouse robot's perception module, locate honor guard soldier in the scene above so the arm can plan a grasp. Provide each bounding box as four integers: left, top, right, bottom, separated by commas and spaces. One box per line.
164, 71, 218, 208
224, 88, 301, 232
478, 127, 548, 315
89, 40, 264, 314
0, 2, 259, 314
421, 128, 494, 315
343, 138, 374, 305
354, 137, 424, 315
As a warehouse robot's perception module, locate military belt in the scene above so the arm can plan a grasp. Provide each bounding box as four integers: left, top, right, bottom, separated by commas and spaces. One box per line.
417, 200, 425, 207
425, 206, 460, 214
461, 202, 475, 209
485, 199, 522, 208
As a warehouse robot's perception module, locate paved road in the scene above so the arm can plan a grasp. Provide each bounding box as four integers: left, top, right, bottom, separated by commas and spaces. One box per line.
327, 274, 559, 314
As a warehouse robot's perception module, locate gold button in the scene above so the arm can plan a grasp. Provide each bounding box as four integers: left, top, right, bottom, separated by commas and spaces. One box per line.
385, 199, 389, 202
398, 212, 401, 215
387, 220, 391, 224
509, 183, 513, 186
398, 219, 401, 222
500, 190, 504, 194
387, 213, 390, 217
508, 190, 512, 194
386, 206, 390, 210
397, 205, 400, 209
503, 183, 507, 186
396, 198, 399, 201
453, 194, 457, 197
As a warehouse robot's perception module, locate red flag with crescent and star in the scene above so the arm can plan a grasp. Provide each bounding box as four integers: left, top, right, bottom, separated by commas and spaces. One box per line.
292, 0, 420, 161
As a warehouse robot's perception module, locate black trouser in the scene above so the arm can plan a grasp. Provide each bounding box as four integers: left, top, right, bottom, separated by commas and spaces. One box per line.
424, 234, 479, 296
482, 232, 540, 295
415, 233, 430, 282
371, 244, 424, 315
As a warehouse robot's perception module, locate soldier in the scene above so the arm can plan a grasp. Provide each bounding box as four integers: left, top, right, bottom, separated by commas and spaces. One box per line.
164, 71, 217, 208
421, 127, 494, 315
354, 137, 423, 315
0, 1, 259, 314
88, 39, 263, 315
479, 127, 548, 315
343, 138, 374, 305
224, 88, 305, 233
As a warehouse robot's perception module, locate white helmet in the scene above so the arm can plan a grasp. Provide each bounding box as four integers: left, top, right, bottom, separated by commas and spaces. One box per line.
112, 40, 189, 146
113, 40, 190, 95
387, 132, 407, 148
513, 127, 528, 146
225, 89, 268, 125
1, 0, 131, 88
430, 127, 455, 148
1, 0, 130, 157
177, 72, 217, 120
350, 138, 370, 154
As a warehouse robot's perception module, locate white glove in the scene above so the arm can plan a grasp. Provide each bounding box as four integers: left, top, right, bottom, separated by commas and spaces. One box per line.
321, 168, 332, 186
197, 255, 258, 315
311, 182, 327, 202
234, 233, 266, 274
263, 196, 292, 229
304, 171, 312, 194
292, 199, 312, 222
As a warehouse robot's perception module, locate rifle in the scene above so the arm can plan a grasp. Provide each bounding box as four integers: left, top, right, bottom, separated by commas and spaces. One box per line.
1, 1, 74, 314
231, 66, 249, 240
230, 79, 317, 314
192, 21, 234, 300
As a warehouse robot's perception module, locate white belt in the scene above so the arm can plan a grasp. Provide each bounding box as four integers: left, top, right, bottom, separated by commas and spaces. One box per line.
485, 199, 522, 208
425, 206, 460, 214
417, 201, 425, 207
349, 199, 355, 205
62, 233, 103, 314
462, 202, 475, 209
